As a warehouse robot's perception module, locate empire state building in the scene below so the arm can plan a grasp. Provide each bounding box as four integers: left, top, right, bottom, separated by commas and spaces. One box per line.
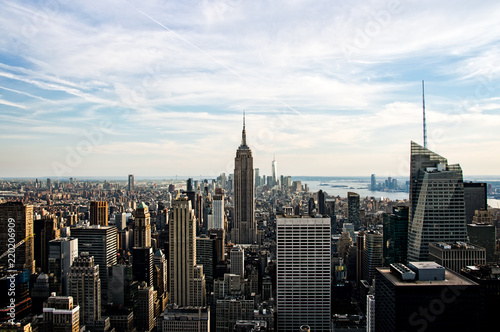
233, 115, 256, 244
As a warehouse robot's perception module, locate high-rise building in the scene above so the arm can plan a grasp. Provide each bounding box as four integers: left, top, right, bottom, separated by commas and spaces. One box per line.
208, 228, 226, 262
230, 246, 244, 278
277, 216, 331, 332
233, 115, 256, 244
70, 225, 117, 301
254, 168, 260, 187
196, 235, 216, 295
68, 252, 101, 327
366, 294, 375, 332
356, 232, 365, 288
0, 202, 34, 273
34, 216, 60, 273
363, 231, 383, 283
43, 294, 80, 332
407, 142, 468, 261
216, 298, 254, 331
48, 237, 79, 296
153, 249, 168, 311
90, 201, 108, 226
382, 206, 409, 266
463, 182, 487, 224
169, 197, 206, 306
370, 174, 376, 191
128, 174, 134, 192
135, 282, 155, 332
467, 223, 496, 262
212, 190, 225, 230
318, 190, 326, 215
132, 247, 153, 287
134, 202, 151, 248
428, 242, 486, 273
375, 262, 480, 332
272, 156, 278, 186
348, 192, 361, 230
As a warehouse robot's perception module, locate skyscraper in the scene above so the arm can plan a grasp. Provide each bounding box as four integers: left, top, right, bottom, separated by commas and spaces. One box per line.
370, 174, 376, 191
134, 202, 151, 248
362, 230, 383, 283
233, 115, 256, 244
68, 252, 101, 327
0, 202, 34, 273
272, 155, 278, 186
48, 237, 79, 295
70, 225, 117, 301
128, 174, 134, 192
277, 216, 331, 332
169, 197, 206, 306
463, 182, 487, 224
382, 206, 409, 266
212, 190, 225, 230
407, 142, 468, 261
230, 245, 244, 278
90, 201, 108, 226
43, 294, 80, 332
348, 192, 361, 230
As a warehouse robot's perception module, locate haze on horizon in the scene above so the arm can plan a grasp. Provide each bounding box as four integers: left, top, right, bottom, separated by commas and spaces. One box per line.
1, 0, 500, 178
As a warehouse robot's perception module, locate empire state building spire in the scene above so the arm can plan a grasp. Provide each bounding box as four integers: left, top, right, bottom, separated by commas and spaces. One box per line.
241, 111, 247, 147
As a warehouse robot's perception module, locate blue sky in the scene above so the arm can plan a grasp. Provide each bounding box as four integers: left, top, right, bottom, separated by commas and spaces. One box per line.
1, 0, 500, 178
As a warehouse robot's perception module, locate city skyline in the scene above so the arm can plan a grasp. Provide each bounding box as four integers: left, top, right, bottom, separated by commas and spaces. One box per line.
1, 1, 500, 177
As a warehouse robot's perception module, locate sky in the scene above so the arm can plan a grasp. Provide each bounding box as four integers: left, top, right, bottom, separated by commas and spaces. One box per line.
1, 0, 500, 179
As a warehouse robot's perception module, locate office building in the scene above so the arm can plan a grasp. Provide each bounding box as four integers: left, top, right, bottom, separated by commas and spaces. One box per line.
132, 247, 153, 287
382, 206, 409, 265
196, 235, 216, 295
115, 213, 127, 231
370, 174, 376, 191
0, 202, 35, 273
363, 231, 383, 283
157, 305, 209, 332
107, 265, 137, 309
34, 216, 61, 273
467, 223, 496, 262
135, 282, 155, 332
318, 190, 326, 215
169, 197, 206, 306
277, 216, 331, 332
48, 237, 79, 295
407, 142, 468, 261
43, 294, 80, 332
68, 252, 101, 327
230, 246, 244, 278
212, 190, 225, 230
128, 174, 134, 192
366, 294, 375, 332
272, 156, 278, 186
428, 242, 486, 273
460, 265, 500, 331
90, 201, 108, 226
375, 262, 480, 332
233, 116, 256, 244
134, 202, 152, 248
463, 182, 487, 224
153, 249, 168, 311
348, 192, 361, 230
216, 298, 254, 332
70, 225, 117, 301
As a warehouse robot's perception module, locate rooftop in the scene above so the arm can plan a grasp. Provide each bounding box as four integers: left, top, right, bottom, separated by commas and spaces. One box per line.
377, 267, 478, 287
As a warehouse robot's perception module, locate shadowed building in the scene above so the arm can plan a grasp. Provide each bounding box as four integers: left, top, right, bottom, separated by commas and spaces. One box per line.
90, 201, 108, 226
407, 142, 468, 261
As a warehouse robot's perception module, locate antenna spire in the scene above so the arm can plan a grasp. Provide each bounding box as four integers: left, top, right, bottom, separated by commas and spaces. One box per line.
241, 110, 247, 146
422, 80, 427, 149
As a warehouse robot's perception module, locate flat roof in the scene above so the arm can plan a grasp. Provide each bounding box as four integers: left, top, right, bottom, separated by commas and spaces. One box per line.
376, 267, 478, 287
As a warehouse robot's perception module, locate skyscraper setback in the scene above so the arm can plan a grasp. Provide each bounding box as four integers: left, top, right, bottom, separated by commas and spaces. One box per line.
233, 115, 256, 244
407, 141, 468, 261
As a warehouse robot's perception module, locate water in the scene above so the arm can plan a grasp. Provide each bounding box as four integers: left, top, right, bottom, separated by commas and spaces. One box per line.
292, 176, 409, 201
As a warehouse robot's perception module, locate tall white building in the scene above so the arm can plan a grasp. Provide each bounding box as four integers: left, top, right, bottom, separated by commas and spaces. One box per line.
277, 217, 331, 332
169, 197, 206, 306
407, 142, 468, 261
367, 294, 375, 332
272, 156, 278, 186
212, 191, 225, 230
